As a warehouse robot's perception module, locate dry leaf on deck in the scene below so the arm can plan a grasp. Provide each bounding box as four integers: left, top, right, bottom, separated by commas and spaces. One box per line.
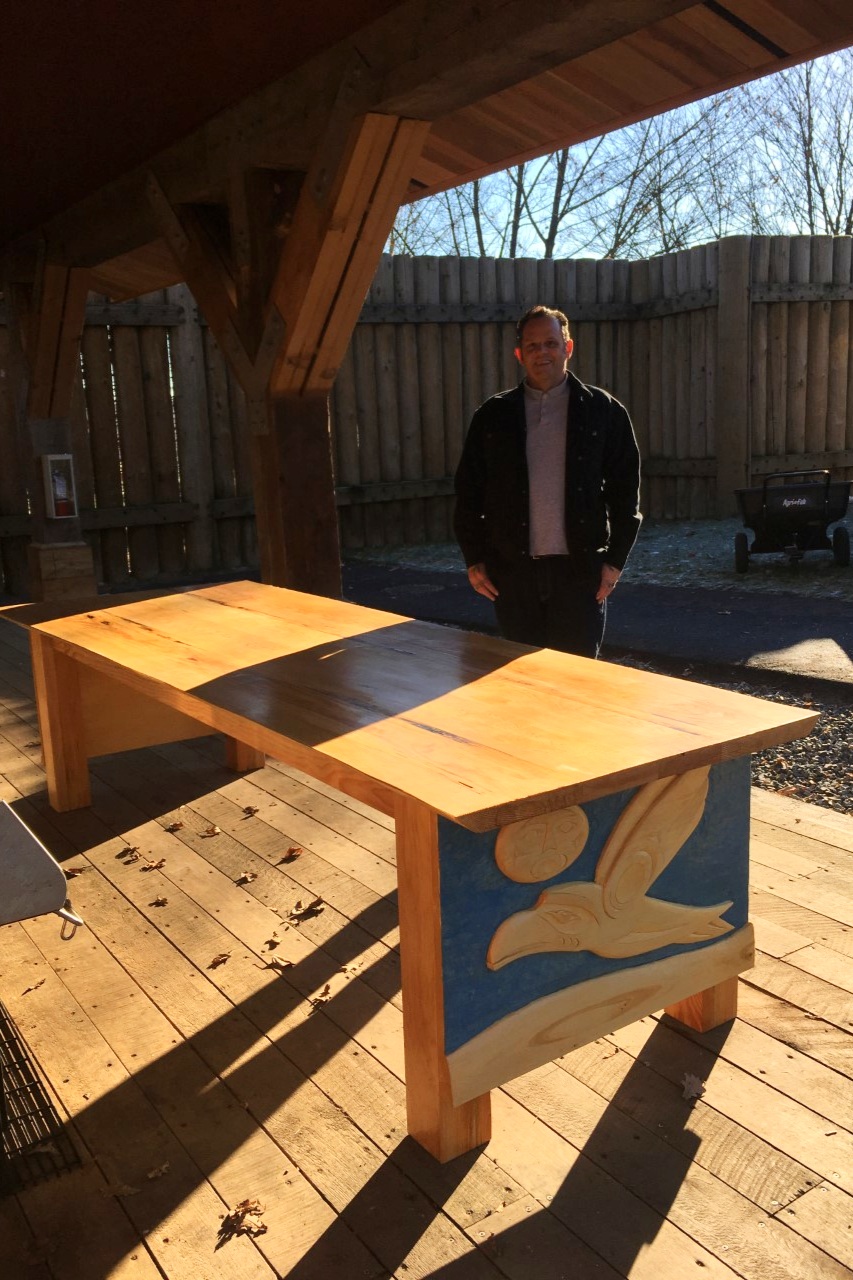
287, 896, 324, 924
309, 983, 332, 1011
102, 1182, 140, 1198
681, 1072, 706, 1100
278, 846, 302, 864
236, 870, 258, 885
201, 825, 221, 838
21, 979, 46, 995
242, 805, 259, 817
119, 845, 141, 862
146, 1162, 170, 1180
141, 858, 167, 872
208, 953, 231, 969
64, 866, 87, 879
165, 821, 184, 833
216, 1198, 268, 1247
150, 896, 169, 908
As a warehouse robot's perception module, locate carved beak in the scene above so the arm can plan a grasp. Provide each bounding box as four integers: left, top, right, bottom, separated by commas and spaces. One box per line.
487, 909, 558, 970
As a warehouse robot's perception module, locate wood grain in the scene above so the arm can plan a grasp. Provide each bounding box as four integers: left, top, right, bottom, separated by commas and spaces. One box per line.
25, 581, 818, 827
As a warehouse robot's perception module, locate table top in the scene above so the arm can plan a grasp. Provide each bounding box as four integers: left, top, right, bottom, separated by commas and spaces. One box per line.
30, 581, 818, 830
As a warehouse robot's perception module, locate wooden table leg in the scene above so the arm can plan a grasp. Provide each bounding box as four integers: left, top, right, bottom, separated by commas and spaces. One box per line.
224, 737, 266, 772
665, 974, 740, 1032
395, 795, 491, 1162
29, 634, 91, 811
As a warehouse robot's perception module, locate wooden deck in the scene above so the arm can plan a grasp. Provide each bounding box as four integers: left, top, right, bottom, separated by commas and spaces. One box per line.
0, 615, 851, 1280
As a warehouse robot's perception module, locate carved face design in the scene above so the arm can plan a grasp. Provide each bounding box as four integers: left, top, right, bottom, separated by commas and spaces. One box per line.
495, 805, 589, 883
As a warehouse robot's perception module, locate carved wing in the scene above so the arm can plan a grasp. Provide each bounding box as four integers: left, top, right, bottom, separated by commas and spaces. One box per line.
594, 766, 710, 919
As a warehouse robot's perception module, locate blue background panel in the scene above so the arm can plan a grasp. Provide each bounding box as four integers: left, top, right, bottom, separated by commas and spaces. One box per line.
439, 757, 751, 1055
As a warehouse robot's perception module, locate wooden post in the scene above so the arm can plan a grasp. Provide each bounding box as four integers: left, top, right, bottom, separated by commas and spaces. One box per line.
395, 795, 491, 1163
715, 236, 752, 516
251, 392, 342, 596
8, 265, 99, 598
148, 113, 426, 598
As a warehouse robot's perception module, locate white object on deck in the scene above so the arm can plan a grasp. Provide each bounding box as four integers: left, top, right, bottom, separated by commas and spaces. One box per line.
0, 802, 83, 932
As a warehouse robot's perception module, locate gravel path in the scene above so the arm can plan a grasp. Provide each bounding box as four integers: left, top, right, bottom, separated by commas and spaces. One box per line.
620, 655, 853, 819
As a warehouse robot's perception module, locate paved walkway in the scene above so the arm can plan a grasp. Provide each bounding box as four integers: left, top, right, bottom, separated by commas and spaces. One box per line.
343, 559, 853, 686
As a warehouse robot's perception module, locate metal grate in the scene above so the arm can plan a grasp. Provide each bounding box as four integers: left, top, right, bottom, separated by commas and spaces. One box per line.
0, 1000, 81, 1192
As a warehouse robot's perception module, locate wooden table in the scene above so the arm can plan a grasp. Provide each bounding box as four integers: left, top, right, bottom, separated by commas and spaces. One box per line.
25, 581, 817, 1161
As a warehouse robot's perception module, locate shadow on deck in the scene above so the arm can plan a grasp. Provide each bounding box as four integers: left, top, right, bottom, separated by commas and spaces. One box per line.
0, 616, 850, 1280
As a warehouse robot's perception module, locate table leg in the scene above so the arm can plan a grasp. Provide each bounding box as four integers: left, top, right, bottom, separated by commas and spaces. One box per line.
665, 974, 739, 1032
224, 737, 266, 772
395, 796, 491, 1162
29, 634, 91, 811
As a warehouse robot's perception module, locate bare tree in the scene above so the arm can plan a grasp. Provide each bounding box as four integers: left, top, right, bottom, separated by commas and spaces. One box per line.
742, 51, 853, 237
388, 49, 853, 258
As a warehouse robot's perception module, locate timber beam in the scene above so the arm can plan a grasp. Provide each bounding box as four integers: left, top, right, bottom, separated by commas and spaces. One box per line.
0, 0, 700, 279
146, 111, 427, 596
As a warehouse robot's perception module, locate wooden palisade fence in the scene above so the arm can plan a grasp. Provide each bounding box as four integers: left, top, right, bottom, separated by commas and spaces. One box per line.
1, 235, 852, 594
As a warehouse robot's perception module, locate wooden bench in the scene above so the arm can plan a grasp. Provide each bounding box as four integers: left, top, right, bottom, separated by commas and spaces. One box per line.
19, 581, 817, 1161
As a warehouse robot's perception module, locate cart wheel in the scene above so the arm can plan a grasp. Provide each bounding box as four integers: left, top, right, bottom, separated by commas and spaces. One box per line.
734, 532, 749, 573
833, 525, 850, 567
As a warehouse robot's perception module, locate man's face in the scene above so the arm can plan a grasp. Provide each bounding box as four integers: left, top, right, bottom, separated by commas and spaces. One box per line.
514, 316, 573, 392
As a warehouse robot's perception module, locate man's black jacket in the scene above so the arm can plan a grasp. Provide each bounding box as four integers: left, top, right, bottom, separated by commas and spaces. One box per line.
453, 372, 642, 574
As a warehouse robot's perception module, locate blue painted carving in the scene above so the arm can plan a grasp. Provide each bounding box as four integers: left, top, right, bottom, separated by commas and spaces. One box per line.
438, 757, 750, 1055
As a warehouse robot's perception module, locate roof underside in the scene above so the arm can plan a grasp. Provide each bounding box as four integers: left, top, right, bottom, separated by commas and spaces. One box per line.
2, 0, 851, 298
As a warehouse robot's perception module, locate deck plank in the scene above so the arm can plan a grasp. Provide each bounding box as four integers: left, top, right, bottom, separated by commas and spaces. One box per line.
0, 615, 851, 1279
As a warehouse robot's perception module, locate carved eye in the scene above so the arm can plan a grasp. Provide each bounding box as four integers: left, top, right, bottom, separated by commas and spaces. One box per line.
546, 909, 581, 928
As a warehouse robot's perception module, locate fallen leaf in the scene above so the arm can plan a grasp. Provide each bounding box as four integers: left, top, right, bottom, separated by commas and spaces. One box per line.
165, 821, 184, 833
681, 1072, 706, 1100
308, 983, 333, 1012
151, 897, 169, 907
119, 845, 141, 862
64, 866, 87, 879
208, 952, 231, 969
141, 858, 167, 872
102, 1182, 140, 1198
216, 1198, 268, 1248
287, 896, 324, 924
236, 870, 258, 885
242, 805, 259, 817
21, 979, 46, 995
278, 846, 302, 864
201, 825, 221, 838
146, 1162, 170, 1180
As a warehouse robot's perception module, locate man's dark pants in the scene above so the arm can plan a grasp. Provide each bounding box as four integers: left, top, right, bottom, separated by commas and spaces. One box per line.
492, 555, 605, 659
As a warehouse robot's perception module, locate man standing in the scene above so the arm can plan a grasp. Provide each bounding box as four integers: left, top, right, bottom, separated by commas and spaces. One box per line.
453, 305, 641, 658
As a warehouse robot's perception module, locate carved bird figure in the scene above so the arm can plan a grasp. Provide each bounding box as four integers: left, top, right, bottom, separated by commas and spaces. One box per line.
487, 766, 733, 969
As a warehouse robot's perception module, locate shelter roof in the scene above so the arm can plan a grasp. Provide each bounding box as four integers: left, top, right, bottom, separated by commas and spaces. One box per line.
2, 1, 852, 297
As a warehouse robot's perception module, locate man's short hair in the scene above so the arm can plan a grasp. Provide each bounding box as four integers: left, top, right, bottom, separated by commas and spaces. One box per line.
516, 305, 571, 345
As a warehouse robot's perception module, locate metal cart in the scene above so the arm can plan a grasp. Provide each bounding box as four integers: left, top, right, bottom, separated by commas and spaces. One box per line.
733, 469, 851, 572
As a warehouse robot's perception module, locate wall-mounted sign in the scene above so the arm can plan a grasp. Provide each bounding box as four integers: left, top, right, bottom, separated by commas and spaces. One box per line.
42, 454, 78, 519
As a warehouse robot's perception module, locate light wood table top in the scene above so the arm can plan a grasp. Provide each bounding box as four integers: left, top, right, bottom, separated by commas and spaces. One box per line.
30, 580, 818, 830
